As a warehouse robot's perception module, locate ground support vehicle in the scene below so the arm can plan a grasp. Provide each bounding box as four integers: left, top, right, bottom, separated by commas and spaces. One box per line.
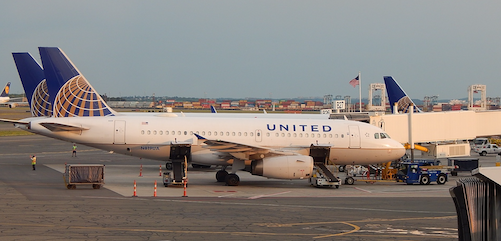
396, 161, 452, 185
63, 164, 105, 189
309, 164, 341, 188
473, 144, 501, 156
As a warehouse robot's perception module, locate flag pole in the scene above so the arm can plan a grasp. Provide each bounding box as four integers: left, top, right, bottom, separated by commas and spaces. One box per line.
358, 71, 362, 112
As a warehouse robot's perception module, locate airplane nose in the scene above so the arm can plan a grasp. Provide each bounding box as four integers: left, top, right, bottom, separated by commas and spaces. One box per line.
391, 141, 406, 159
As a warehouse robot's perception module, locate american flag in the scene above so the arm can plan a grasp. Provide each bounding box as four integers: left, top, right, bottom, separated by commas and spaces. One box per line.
349, 75, 359, 88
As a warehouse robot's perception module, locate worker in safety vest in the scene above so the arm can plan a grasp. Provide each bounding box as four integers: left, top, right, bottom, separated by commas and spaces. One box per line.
31, 155, 36, 170
72, 144, 77, 157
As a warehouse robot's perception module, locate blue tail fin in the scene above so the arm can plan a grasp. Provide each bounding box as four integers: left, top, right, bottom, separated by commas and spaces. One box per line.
210, 105, 217, 113
0, 82, 10, 97
39, 47, 116, 117
12, 53, 52, 117
384, 76, 421, 113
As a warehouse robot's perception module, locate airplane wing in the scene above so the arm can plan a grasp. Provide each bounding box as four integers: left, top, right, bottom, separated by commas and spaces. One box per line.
194, 133, 300, 160
39, 122, 89, 132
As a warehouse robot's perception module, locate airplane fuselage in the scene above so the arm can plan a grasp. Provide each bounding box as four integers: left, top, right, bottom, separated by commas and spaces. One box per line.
21, 115, 405, 165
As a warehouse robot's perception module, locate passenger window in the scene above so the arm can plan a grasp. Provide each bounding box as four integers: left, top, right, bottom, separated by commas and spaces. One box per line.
275, 133, 279, 137
266, 133, 270, 137
177, 131, 181, 135
214, 132, 218, 136
147, 130, 151, 135
220, 132, 224, 136
202, 131, 205, 135
341, 134, 344, 138
208, 131, 211, 136
141, 130, 145, 135
287, 133, 291, 137
159, 131, 163, 135
232, 132, 235, 136
250, 132, 254, 137
299, 133, 303, 138
293, 133, 297, 137
244, 132, 247, 136
153, 130, 157, 135
305, 133, 309, 138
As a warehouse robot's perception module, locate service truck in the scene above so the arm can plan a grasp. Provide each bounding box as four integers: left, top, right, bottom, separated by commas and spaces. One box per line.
396, 160, 449, 185
473, 144, 501, 156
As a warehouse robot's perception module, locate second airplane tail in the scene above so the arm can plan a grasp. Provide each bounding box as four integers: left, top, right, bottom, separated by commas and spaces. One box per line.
12, 53, 51, 117
384, 76, 421, 113
0, 82, 10, 98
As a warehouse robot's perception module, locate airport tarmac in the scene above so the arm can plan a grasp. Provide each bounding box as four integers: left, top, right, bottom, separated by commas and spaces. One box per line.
1, 134, 489, 240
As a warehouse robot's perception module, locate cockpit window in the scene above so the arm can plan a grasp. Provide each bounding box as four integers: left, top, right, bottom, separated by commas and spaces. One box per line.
374, 133, 380, 139
380, 133, 391, 139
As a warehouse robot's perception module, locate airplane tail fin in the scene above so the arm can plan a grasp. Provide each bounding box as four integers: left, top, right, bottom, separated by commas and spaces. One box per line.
12, 53, 52, 117
0, 82, 10, 97
210, 105, 217, 113
39, 47, 116, 117
384, 76, 421, 113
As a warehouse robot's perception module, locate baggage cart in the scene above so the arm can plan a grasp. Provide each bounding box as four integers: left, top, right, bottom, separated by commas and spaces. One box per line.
63, 164, 105, 189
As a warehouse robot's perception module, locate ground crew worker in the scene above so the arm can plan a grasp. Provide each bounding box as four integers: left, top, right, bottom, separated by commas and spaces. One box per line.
31, 155, 36, 170
72, 144, 77, 157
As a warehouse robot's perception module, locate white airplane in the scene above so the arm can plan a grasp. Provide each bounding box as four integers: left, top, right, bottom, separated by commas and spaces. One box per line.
2, 47, 405, 186
0, 82, 29, 108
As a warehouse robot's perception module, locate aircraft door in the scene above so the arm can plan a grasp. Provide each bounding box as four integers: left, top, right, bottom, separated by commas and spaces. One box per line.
348, 125, 360, 148
255, 129, 262, 142
114, 120, 126, 144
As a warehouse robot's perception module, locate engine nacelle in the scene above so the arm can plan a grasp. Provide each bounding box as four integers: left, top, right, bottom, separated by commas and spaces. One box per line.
8, 103, 17, 108
251, 155, 313, 179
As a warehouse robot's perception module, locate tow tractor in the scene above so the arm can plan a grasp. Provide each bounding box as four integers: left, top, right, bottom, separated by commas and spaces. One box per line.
396, 160, 453, 185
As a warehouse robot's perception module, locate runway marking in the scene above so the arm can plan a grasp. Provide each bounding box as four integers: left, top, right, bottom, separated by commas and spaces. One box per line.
248, 191, 291, 199
354, 187, 372, 193
84, 196, 456, 214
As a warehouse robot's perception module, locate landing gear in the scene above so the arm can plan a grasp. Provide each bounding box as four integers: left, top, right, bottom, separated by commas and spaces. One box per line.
344, 176, 355, 185
216, 170, 228, 182
225, 174, 240, 186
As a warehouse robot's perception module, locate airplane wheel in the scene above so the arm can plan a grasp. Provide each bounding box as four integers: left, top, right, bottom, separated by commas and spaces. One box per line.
345, 177, 355, 185
437, 174, 447, 185
420, 175, 431, 185
216, 170, 228, 182
225, 174, 240, 186
338, 165, 346, 172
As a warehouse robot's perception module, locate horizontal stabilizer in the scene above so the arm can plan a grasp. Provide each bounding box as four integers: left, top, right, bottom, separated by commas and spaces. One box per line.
0, 118, 29, 126
39, 122, 89, 132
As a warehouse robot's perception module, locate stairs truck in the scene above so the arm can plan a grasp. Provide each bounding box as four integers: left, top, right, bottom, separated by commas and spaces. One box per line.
396, 160, 452, 185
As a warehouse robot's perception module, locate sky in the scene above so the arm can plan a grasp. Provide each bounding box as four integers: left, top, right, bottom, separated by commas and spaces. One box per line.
1, 1, 500, 100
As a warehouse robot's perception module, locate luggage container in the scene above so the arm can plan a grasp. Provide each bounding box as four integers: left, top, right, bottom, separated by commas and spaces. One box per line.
63, 164, 105, 189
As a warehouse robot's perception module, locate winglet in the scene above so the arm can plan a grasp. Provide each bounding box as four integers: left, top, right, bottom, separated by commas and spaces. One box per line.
384, 76, 422, 113
194, 133, 207, 140
0, 82, 10, 97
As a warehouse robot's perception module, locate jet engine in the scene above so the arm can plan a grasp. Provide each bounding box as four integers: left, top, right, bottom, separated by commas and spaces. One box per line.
251, 155, 313, 179
8, 103, 17, 108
